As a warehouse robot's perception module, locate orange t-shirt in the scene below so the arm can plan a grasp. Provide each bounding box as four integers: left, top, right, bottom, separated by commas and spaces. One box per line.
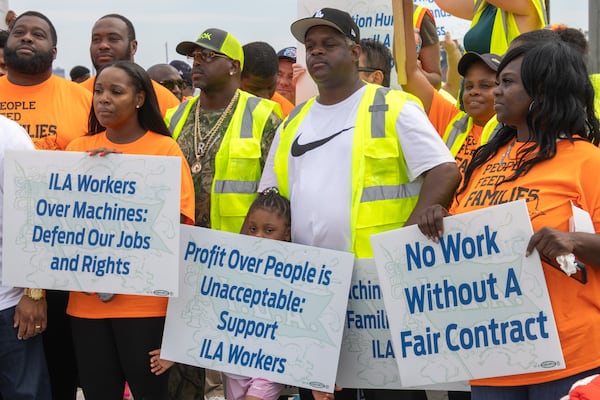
81, 76, 180, 116
0, 74, 92, 150
452, 139, 600, 386
428, 88, 484, 176
271, 91, 294, 117
65, 131, 195, 319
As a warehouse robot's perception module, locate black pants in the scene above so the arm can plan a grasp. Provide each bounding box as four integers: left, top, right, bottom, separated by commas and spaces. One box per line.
71, 316, 169, 400
448, 391, 471, 400
43, 290, 78, 400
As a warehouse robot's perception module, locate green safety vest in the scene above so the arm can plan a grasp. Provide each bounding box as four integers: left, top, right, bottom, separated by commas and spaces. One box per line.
274, 84, 422, 258
590, 74, 600, 118
472, 0, 547, 55
165, 90, 279, 233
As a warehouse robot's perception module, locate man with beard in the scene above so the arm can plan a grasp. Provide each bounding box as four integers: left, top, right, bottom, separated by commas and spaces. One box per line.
80, 14, 179, 115
0, 11, 91, 400
0, 11, 91, 150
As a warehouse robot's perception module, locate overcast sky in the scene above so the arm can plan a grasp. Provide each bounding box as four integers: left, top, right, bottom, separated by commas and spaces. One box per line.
9, 0, 589, 77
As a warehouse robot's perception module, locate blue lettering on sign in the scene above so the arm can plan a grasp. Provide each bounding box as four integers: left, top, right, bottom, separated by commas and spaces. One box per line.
439, 226, 500, 263
445, 311, 550, 351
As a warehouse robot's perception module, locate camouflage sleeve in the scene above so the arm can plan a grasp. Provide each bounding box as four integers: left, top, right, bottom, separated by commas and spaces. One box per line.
260, 112, 282, 168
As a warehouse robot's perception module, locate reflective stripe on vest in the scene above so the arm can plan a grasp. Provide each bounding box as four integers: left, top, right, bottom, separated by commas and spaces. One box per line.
165, 97, 196, 140
274, 84, 419, 257
442, 113, 500, 156
214, 96, 263, 198
213, 180, 258, 194
480, 116, 501, 145
361, 183, 421, 203
211, 91, 276, 233
443, 113, 471, 156
413, 5, 435, 30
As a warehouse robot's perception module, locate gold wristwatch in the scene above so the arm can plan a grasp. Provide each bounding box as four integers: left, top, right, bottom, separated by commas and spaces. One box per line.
23, 288, 45, 300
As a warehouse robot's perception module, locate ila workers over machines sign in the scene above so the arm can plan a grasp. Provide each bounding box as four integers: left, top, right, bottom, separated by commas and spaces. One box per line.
370, 200, 564, 386
2, 150, 183, 296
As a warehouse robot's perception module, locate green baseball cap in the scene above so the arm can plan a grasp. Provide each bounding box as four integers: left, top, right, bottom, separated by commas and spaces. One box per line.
176, 28, 244, 70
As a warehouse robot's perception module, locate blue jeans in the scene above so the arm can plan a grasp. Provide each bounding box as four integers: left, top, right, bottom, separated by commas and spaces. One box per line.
0, 305, 51, 400
471, 366, 600, 400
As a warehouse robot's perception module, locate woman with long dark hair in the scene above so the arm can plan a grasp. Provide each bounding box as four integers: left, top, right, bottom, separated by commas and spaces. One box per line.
66, 61, 195, 400
419, 40, 600, 399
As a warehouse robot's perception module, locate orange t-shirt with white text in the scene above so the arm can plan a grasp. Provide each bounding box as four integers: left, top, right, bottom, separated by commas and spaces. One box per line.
65, 131, 195, 319
452, 139, 600, 386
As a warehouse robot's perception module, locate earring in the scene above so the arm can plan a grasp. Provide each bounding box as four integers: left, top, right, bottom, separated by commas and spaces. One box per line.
136, 105, 141, 109
528, 101, 535, 112
229, 71, 234, 76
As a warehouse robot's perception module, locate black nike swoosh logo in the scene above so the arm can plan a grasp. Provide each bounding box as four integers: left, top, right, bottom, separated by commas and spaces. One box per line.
291, 126, 354, 157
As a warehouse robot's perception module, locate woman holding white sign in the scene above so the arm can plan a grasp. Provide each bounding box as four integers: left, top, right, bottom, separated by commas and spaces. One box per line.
65, 61, 195, 400
418, 40, 600, 399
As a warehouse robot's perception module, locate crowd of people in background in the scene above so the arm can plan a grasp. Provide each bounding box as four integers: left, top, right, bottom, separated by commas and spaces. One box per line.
0, 1, 599, 400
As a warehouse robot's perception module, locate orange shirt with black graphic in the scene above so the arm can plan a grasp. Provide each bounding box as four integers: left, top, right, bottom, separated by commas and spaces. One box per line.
0, 74, 91, 150
428, 88, 484, 176
65, 131, 195, 319
81, 76, 180, 117
452, 139, 600, 386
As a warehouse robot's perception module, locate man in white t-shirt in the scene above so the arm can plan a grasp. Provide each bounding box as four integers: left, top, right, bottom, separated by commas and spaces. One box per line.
0, 115, 51, 399
259, 7, 460, 400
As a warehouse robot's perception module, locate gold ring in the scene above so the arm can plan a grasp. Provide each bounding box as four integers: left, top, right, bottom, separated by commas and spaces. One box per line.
35, 325, 41, 329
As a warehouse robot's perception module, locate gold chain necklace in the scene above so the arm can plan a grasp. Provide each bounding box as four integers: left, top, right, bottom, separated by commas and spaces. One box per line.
191, 90, 240, 174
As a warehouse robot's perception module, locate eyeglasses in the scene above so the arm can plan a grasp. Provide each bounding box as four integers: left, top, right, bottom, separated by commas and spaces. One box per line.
357, 66, 380, 73
189, 48, 230, 64
160, 79, 186, 91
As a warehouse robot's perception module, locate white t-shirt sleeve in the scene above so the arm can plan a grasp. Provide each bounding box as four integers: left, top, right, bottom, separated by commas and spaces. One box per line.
396, 99, 455, 182
258, 125, 281, 192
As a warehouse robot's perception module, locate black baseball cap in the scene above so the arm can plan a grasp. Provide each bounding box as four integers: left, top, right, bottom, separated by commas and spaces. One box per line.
277, 46, 296, 62
291, 8, 360, 44
458, 52, 503, 76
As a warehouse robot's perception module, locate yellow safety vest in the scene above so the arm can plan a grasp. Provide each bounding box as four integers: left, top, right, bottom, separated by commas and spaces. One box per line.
165, 90, 279, 233
590, 73, 600, 119
274, 84, 422, 258
442, 112, 500, 156
472, 0, 547, 55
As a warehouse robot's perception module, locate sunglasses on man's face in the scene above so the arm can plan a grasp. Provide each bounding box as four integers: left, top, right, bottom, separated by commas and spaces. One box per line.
189, 48, 230, 64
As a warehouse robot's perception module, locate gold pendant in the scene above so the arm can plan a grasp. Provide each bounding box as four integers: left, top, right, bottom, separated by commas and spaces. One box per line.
191, 161, 202, 174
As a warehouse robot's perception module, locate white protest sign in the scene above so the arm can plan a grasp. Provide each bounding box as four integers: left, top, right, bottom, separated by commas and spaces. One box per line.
371, 200, 564, 386
337, 259, 469, 391
2, 150, 182, 296
295, 0, 471, 99
162, 225, 355, 391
